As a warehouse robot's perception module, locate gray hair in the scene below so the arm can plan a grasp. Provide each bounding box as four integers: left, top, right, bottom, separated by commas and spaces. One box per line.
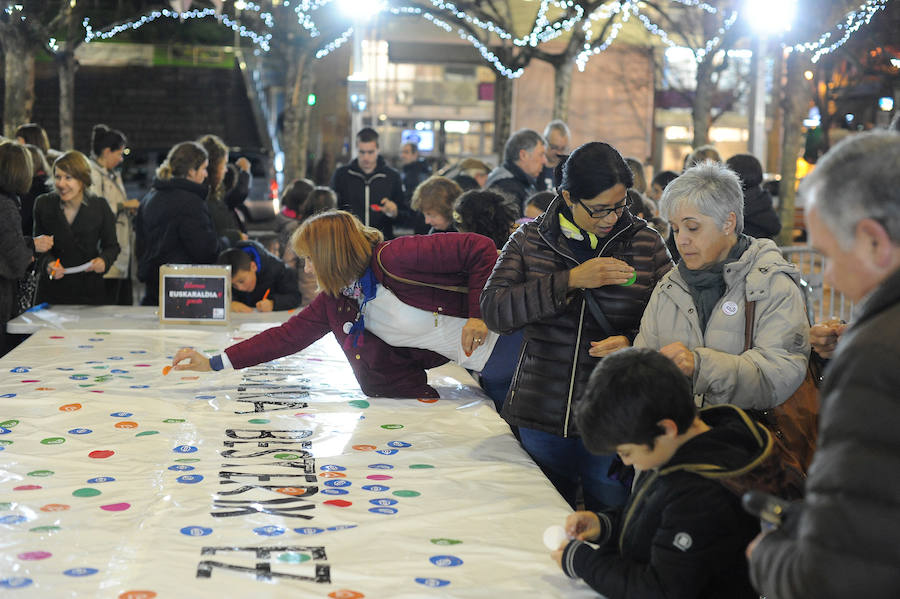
504, 128, 545, 165
801, 131, 900, 248
543, 119, 570, 140
659, 161, 744, 234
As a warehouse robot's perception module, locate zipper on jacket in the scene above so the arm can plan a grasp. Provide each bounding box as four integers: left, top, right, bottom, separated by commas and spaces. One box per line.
562, 299, 587, 437
506, 339, 529, 412
618, 469, 659, 553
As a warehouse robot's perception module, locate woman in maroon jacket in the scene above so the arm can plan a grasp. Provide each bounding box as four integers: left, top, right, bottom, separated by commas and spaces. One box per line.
173, 210, 516, 402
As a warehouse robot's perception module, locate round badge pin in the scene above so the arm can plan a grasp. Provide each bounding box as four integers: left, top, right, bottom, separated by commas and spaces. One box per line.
722, 301, 739, 316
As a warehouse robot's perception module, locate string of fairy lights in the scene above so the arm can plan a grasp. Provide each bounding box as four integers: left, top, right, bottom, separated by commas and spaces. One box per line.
30, 0, 889, 79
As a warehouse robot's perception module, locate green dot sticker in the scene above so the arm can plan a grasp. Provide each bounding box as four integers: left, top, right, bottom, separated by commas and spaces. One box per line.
381, 424, 404, 430
348, 400, 370, 409
136, 431, 159, 437
248, 418, 269, 424
431, 538, 462, 546
277, 552, 311, 563
30, 525, 61, 533
0, 419, 19, 428
72, 488, 101, 497
175, 458, 201, 463
393, 490, 420, 498
274, 453, 301, 460
40, 437, 66, 445
28, 470, 54, 477
620, 271, 637, 286
0, 440, 13, 446
409, 464, 434, 469
163, 418, 185, 423
0, 502, 11, 510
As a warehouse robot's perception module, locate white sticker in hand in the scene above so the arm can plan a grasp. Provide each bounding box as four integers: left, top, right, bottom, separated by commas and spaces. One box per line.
543, 525, 569, 550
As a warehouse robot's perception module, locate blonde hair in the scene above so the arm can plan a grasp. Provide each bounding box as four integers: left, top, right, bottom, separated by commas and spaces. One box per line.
411, 175, 462, 221
291, 210, 383, 295
0, 141, 33, 195
53, 150, 92, 189
157, 141, 207, 180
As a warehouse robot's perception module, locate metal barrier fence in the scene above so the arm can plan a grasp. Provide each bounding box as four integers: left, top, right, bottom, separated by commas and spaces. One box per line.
779, 245, 854, 323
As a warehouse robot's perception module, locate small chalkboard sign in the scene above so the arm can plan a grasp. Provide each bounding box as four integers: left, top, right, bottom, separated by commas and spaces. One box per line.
159, 265, 231, 325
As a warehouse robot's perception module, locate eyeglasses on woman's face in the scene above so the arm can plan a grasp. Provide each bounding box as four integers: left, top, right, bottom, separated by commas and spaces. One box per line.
577, 197, 628, 219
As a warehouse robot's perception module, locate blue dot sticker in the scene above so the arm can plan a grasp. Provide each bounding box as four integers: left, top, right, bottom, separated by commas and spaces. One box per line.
10, 367, 30, 373
429, 555, 464, 567
86, 477, 115, 484
173, 445, 198, 453
415, 578, 451, 588
56, 367, 74, 371
369, 507, 398, 515
69, 375, 88, 380
176, 475, 203, 484
362, 484, 390, 492
180, 526, 213, 537
110, 412, 133, 418
69, 428, 93, 435
63, 567, 98, 577
253, 526, 285, 536
168, 465, 195, 471
320, 488, 349, 496
195, 395, 216, 400
320, 464, 346, 471
0, 515, 27, 525
77, 345, 94, 349
130, 385, 150, 389
294, 527, 324, 535
0, 393, 16, 398
0, 428, 11, 435
326, 524, 358, 532
368, 463, 394, 470
370, 498, 398, 507
130, 350, 147, 354
0, 577, 33, 589
110, 369, 128, 374
376, 449, 398, 456
388, 441, 412, 448
324, 479, 351, 488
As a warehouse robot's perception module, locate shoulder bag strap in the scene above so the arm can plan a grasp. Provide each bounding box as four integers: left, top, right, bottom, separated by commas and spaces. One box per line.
583, 290, 614, 337
375, 242, 469, 294
743, 300, 757, 351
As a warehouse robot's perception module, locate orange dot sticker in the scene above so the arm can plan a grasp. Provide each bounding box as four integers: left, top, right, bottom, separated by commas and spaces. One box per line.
275, 487, 308, 496
328, 591, 364, 599
319, 472, 347, 478
118, 592, 157, 599
352, 444, 377, 451
40, 504, 70, 512
59, 403, 82, 412
180, 376, 199, 381
418, 398, 438, 404
35, 387, 55, 391
162, 366, 172, 376
114, 421, 138, 429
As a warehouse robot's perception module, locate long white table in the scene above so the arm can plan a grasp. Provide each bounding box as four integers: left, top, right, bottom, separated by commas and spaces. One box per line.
1, 308, 595, 597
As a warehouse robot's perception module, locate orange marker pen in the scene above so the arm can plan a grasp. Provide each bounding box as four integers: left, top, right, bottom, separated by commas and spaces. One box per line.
262, 289, 271, 301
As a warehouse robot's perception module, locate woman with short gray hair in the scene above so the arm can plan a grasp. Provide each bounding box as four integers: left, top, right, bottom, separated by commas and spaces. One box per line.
628, 161, 810, 409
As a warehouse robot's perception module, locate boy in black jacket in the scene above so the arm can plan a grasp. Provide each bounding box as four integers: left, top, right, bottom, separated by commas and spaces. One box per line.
552, 347, 763, 599
217, 240, 301, 312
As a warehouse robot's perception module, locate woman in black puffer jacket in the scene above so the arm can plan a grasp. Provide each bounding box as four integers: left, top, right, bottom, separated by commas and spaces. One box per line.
481, 142, 673, 511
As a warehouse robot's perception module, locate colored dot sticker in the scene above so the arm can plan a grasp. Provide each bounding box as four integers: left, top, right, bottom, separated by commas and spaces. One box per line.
30, 525, 61, 532
0, 393, 16, 398
327, 524, 358, 532
60, 403, 82, 411
89, 450, 115, 459
375, 449, 398, 456
393, 490, 421, 498
100, 503, 131, 511
368, 463, 394, 470
409, 464, 435, 469
324, 479, 351, 488
41, 437, 66, 445
28, 470, 54, 477
429, 555, 463, 567
276, 487, 310, 496
173, 445, 198, 453
253, 526, 285, 536
118, 592, 157, 599
352, 444, 377, 451
176, 475, 204, 484
63, 568, 99, 577
369, 507, 398, 515
319, 472, 346, 478
320, 464, 346, 471
136, 431, 159, 437
324, 499, 353, 508
180, 526, 212, 537
431, 538, 463, 545
320, 488, 349, 496
0, 428, 11, 435
274, 453, 301, 460
130, 385, 150, 389
348, 400, 370, 409
0, 515, 27, 525
328, 591, 364, 599
87, 477, 115, 483
0, 578, 33, 588
14, 485, 41, 491
366, 475, 393, 481
388, 441, 412, 448
361, 485, 389, 492
73, 488, 101, 497
40, 504, 70, 512
294, 527, 325, 535
174, 458, 200, 463
110, 412, 133, 418
415, 578, 451, 588
247, 418, 269, 424
620, 270, 638, 286
10, 367, 30, 373
18, 551, 52, 560
1, 419, 19, 428
168, 465, 195, 471
163, 418, 185, 423
370, 498, 398, 507
381, 424, 404, 430
69, 428, 92, 435
278, 552, 311, 563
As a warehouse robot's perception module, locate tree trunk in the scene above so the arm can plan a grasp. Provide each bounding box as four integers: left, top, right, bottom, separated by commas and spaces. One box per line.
281, 50, 314, 181
1, 25, 35, 138
492, 73, 513, 160
691, 56, 714, 148
57, 48, 77, 150
552, 59, 574, 123
776, 51, 810, 247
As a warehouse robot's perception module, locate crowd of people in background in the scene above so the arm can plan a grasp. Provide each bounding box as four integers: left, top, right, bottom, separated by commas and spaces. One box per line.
3, 112, 900, 598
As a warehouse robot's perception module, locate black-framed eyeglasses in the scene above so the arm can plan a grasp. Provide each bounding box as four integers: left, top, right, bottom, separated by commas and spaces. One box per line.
577, 198, 628, 219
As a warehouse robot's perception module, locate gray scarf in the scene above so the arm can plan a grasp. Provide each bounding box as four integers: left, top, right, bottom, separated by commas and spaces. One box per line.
678, 234, 751, 331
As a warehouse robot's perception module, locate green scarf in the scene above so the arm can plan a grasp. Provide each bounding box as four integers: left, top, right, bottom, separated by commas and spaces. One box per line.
678, 234, 751, 331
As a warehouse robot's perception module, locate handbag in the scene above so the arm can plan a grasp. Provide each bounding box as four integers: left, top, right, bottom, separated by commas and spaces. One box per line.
14, 263, 40, 316
743, 301, 820, 472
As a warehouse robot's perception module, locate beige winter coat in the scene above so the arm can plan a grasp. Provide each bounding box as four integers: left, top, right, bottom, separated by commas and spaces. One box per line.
634, 237, 809, 410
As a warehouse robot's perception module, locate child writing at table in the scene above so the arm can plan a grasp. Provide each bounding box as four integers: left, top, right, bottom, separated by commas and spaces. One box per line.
553, 347, 769, 599
217, 240, 301, 312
